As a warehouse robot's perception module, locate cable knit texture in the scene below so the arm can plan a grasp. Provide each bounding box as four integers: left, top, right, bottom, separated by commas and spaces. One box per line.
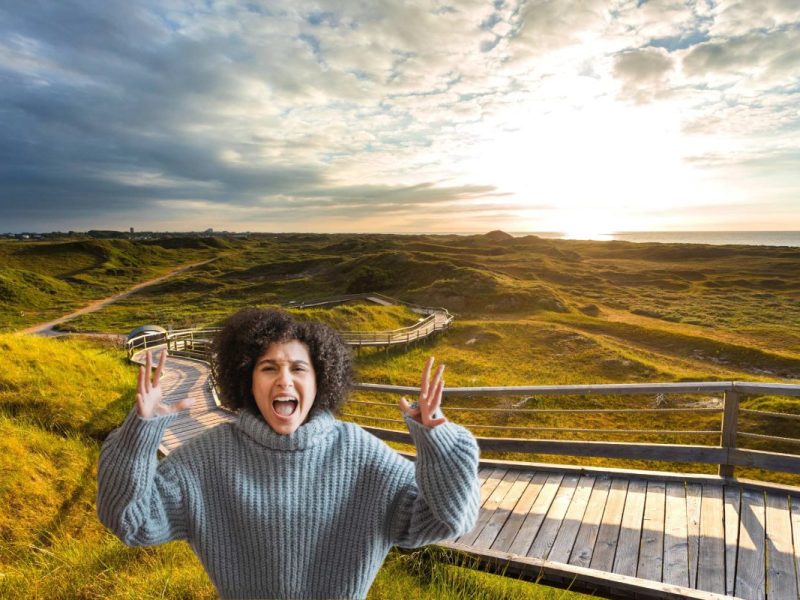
97, 407, 480, 599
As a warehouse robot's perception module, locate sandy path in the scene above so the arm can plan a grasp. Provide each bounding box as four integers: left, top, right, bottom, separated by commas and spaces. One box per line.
22, 258, 215, 336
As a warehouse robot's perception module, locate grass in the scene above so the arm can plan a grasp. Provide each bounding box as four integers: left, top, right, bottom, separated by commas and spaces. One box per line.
0, 238, 221, 331
369, 547, 593, 599
0, 334, 135, 439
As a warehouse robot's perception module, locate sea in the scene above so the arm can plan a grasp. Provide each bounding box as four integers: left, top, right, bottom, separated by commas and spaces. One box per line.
508, 231, 800, 248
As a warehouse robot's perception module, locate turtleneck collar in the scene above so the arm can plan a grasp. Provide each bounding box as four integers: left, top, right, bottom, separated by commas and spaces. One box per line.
236, 407, 339, 451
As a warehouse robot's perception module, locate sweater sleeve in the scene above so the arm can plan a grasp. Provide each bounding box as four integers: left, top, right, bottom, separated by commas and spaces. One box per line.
96, 408, 189, 546
388, 414, 481, 549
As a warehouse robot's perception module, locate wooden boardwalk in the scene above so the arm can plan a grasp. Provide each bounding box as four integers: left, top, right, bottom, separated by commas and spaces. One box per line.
131, 350, 235, 454
443, 464, 800, 599
287, 292, 454, 347
131, 351, 800, 599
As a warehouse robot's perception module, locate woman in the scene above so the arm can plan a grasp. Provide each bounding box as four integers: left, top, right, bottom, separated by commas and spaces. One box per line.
97, 308, 480, 599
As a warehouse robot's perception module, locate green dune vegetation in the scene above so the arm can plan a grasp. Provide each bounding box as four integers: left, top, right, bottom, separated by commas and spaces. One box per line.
1, 232, 799, 598
0, 238, 225, 331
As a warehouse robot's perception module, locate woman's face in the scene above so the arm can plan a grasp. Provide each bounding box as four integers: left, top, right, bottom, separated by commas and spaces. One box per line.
252, 339, 317, 435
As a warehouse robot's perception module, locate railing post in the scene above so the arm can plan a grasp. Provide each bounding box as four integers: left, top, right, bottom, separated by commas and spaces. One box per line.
719, 390, 740, 478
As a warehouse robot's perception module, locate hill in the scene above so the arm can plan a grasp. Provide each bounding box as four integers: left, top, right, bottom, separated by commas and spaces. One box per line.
0, 237, 222, 331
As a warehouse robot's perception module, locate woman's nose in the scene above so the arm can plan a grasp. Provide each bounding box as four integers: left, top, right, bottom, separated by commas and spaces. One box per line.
276, 368, 293, 387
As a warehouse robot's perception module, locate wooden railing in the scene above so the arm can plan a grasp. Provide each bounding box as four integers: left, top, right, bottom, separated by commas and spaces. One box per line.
126, 329, 800, 478
127, 294, 453, 354
350, 382, 800, 478
126, 327, 219, 360
286, 292, 454, 346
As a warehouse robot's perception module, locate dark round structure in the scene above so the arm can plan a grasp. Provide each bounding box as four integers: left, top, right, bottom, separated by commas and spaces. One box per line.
127, 324, 167, 342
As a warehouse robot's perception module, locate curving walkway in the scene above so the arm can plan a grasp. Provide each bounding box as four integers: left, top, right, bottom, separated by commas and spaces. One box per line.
287, 292, 453, 347
130, 348, 235, 455
23, 258, 216, 336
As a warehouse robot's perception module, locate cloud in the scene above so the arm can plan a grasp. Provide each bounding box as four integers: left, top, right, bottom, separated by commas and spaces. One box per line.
613, 47, 674, 102
708, 0, 800, 37
682, 26, 800, 85
0, 0, 798, 232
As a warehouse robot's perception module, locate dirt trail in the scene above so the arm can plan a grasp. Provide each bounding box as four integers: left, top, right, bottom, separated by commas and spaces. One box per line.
22, 258, 215, 336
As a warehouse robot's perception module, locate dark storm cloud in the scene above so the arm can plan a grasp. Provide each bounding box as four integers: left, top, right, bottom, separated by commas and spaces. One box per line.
0, 0, 328, 230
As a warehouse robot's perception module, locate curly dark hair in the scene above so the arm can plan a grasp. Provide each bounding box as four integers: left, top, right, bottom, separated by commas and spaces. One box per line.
211, 308, 354, 414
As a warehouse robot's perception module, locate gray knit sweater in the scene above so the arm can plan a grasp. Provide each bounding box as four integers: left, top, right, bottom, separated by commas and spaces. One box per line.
97, 406, 481, 599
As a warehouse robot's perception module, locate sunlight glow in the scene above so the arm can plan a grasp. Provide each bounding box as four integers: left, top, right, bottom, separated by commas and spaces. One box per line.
459, 93, 724, 232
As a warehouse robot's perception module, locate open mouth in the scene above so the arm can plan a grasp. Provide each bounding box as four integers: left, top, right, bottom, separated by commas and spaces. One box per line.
273, 398, 298, 417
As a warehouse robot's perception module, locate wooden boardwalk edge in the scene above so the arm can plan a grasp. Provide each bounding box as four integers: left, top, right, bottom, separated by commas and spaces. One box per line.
437, 541, 741, 600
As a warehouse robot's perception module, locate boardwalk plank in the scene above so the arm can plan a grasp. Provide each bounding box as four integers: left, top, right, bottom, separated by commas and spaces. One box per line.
492, 472, 549, 553
735, 489, 766, 600
612, 478, 646, 577
474, 471, 534, 548
459, 469, 516, 545
724, 486, 741, 597
526, 474, 580, 559
765, 492, 797, 600
547, 474, 596, 564
476, 467, 491, 483
569, 475, 612, 568
507, 473, 563, 556
696, 485, 725, 595
637, 480, 666, 583
478, 468, 508, 505
685, 482, 702, 589
663, 481, 689, 587
792, 495, 800, 600
590, 478, 629, 572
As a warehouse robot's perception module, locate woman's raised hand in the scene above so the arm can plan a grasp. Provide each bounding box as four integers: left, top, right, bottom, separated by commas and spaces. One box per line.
136, 350, 194, 418
399, 357, 447, 428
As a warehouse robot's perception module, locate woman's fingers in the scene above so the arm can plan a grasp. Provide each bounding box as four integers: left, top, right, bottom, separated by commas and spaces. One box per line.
399, 396, 421, 416
428, 364, 444, 400
420, 363, 444, 413
423, 377, 446, 425
137, 365, 146, 395
431, 376, 444, 409
153, 350, 167, 385
158, 395, 194, 416
144, 351, 152, 394
419, 356, 434, 396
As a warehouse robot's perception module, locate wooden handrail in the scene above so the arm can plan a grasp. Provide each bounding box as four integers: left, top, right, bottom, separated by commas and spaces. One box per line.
351, 381, 800, 477
126, 327, 800, 477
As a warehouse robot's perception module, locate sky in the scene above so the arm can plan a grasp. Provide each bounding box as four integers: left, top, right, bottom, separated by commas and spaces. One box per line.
1, 0, 799, 235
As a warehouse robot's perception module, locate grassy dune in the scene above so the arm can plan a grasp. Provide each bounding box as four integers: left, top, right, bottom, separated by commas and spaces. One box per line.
0, 238, 224, 331
33, 233, 797, 356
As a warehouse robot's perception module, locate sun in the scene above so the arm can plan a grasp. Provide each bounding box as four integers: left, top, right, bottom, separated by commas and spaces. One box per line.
561, 226, 615, 241
554, 211, 620, 241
